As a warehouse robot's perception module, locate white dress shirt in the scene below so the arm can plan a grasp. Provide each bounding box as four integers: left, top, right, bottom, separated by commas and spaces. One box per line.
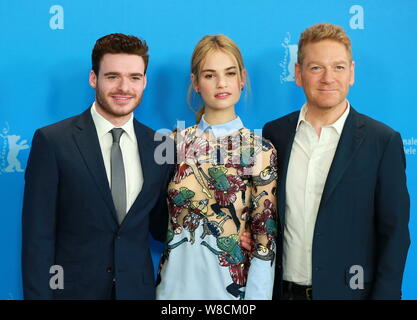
283, 102, 350, 285
90, 102, 143, 215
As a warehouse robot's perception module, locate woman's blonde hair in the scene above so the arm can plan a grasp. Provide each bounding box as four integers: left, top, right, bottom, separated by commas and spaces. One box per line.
187, 34, 247, 123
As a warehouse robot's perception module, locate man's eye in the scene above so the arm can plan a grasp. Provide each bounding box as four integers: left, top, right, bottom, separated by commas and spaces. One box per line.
335, 65, 345, 70
227, 72, 237, 76
132, 77, 142, 80
107, 76, 117, 79
311, 66, 321, 71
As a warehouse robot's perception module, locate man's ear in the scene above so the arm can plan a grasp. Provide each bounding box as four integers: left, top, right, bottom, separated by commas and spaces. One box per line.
349, 61, 355, 86
89, 70, 97, 89
295, 63, 303, 87
143, 74, 147, 90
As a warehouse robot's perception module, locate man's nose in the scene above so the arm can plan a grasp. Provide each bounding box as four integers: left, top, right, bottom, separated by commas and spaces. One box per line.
321, 68, 335, 83
117, 77, 129, 91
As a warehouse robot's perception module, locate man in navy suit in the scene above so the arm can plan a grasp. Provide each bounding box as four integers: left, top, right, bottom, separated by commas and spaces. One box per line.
263, 23, 410, 300
22, 33, 173, 299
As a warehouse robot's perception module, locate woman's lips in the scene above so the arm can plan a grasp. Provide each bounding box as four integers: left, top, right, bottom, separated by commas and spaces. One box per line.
214, 92, 231, 99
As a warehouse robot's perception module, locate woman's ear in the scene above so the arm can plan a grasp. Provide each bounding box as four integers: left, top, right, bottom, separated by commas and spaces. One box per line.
191, 73, 199, 93
240, 69, 247, 90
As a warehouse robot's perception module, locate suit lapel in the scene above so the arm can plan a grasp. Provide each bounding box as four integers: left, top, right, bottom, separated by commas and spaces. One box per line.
278, 113, 299, 229
72, 109, 117, 223
318, 107, 366, 210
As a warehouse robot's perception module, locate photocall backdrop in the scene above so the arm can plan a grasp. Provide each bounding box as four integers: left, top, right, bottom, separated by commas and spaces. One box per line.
0, 0, 415, 299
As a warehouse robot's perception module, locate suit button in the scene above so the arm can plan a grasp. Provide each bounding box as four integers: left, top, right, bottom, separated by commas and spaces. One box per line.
107, 267, 113, 273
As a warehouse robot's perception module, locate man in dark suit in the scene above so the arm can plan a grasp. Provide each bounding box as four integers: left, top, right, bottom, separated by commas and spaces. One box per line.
263, 23, 410, 300
22, 33, 173, 299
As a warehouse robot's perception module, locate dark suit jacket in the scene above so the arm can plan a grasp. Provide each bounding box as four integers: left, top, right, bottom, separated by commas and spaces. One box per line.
263, 107, 410, 300
22, 108, 173, 300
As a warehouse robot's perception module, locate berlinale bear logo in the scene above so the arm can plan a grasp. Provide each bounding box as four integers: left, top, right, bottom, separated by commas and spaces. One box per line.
0, 123, 30, 174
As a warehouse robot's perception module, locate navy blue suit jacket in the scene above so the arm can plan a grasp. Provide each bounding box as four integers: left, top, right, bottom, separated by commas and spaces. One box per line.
22, 108, 173, 299
263, 107, 410, 300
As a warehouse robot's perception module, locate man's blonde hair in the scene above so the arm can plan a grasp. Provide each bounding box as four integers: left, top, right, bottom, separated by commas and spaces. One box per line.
297, 23, 352, 64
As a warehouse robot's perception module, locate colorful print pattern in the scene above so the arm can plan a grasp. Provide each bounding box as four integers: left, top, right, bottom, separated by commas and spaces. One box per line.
157, 126, 277, 299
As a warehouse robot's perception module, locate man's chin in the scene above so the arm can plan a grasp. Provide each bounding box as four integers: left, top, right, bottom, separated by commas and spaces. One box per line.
107, 103, 139, 117
316, 101, 345, 110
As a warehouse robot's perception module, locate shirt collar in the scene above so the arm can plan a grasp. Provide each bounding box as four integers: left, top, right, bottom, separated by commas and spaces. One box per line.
90, 102, 136, 142
197, 114, 244, 138
296, 101, 351, 136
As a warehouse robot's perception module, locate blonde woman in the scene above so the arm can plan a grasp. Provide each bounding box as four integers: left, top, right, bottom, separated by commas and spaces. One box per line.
156, 35, 277, 300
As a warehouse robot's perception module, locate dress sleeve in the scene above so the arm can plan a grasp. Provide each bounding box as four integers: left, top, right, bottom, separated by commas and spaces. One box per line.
244, 140, 278, 300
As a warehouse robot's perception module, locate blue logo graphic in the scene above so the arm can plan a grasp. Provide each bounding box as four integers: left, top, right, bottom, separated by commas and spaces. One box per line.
0, 123, 30, 174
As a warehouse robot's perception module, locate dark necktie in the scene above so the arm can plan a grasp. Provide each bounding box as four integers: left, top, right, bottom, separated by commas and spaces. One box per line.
110, 128, 126, 224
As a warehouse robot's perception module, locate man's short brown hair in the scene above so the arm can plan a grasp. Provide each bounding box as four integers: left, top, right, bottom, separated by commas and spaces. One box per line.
297, 23, 352, 64
91, 33, 149, 75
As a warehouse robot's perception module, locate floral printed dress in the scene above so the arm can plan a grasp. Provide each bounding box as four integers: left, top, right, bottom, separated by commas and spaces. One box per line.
156, 119, 277, 300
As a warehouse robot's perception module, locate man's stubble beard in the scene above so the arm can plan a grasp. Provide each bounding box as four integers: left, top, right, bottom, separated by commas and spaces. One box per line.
95, 86, 142, 118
